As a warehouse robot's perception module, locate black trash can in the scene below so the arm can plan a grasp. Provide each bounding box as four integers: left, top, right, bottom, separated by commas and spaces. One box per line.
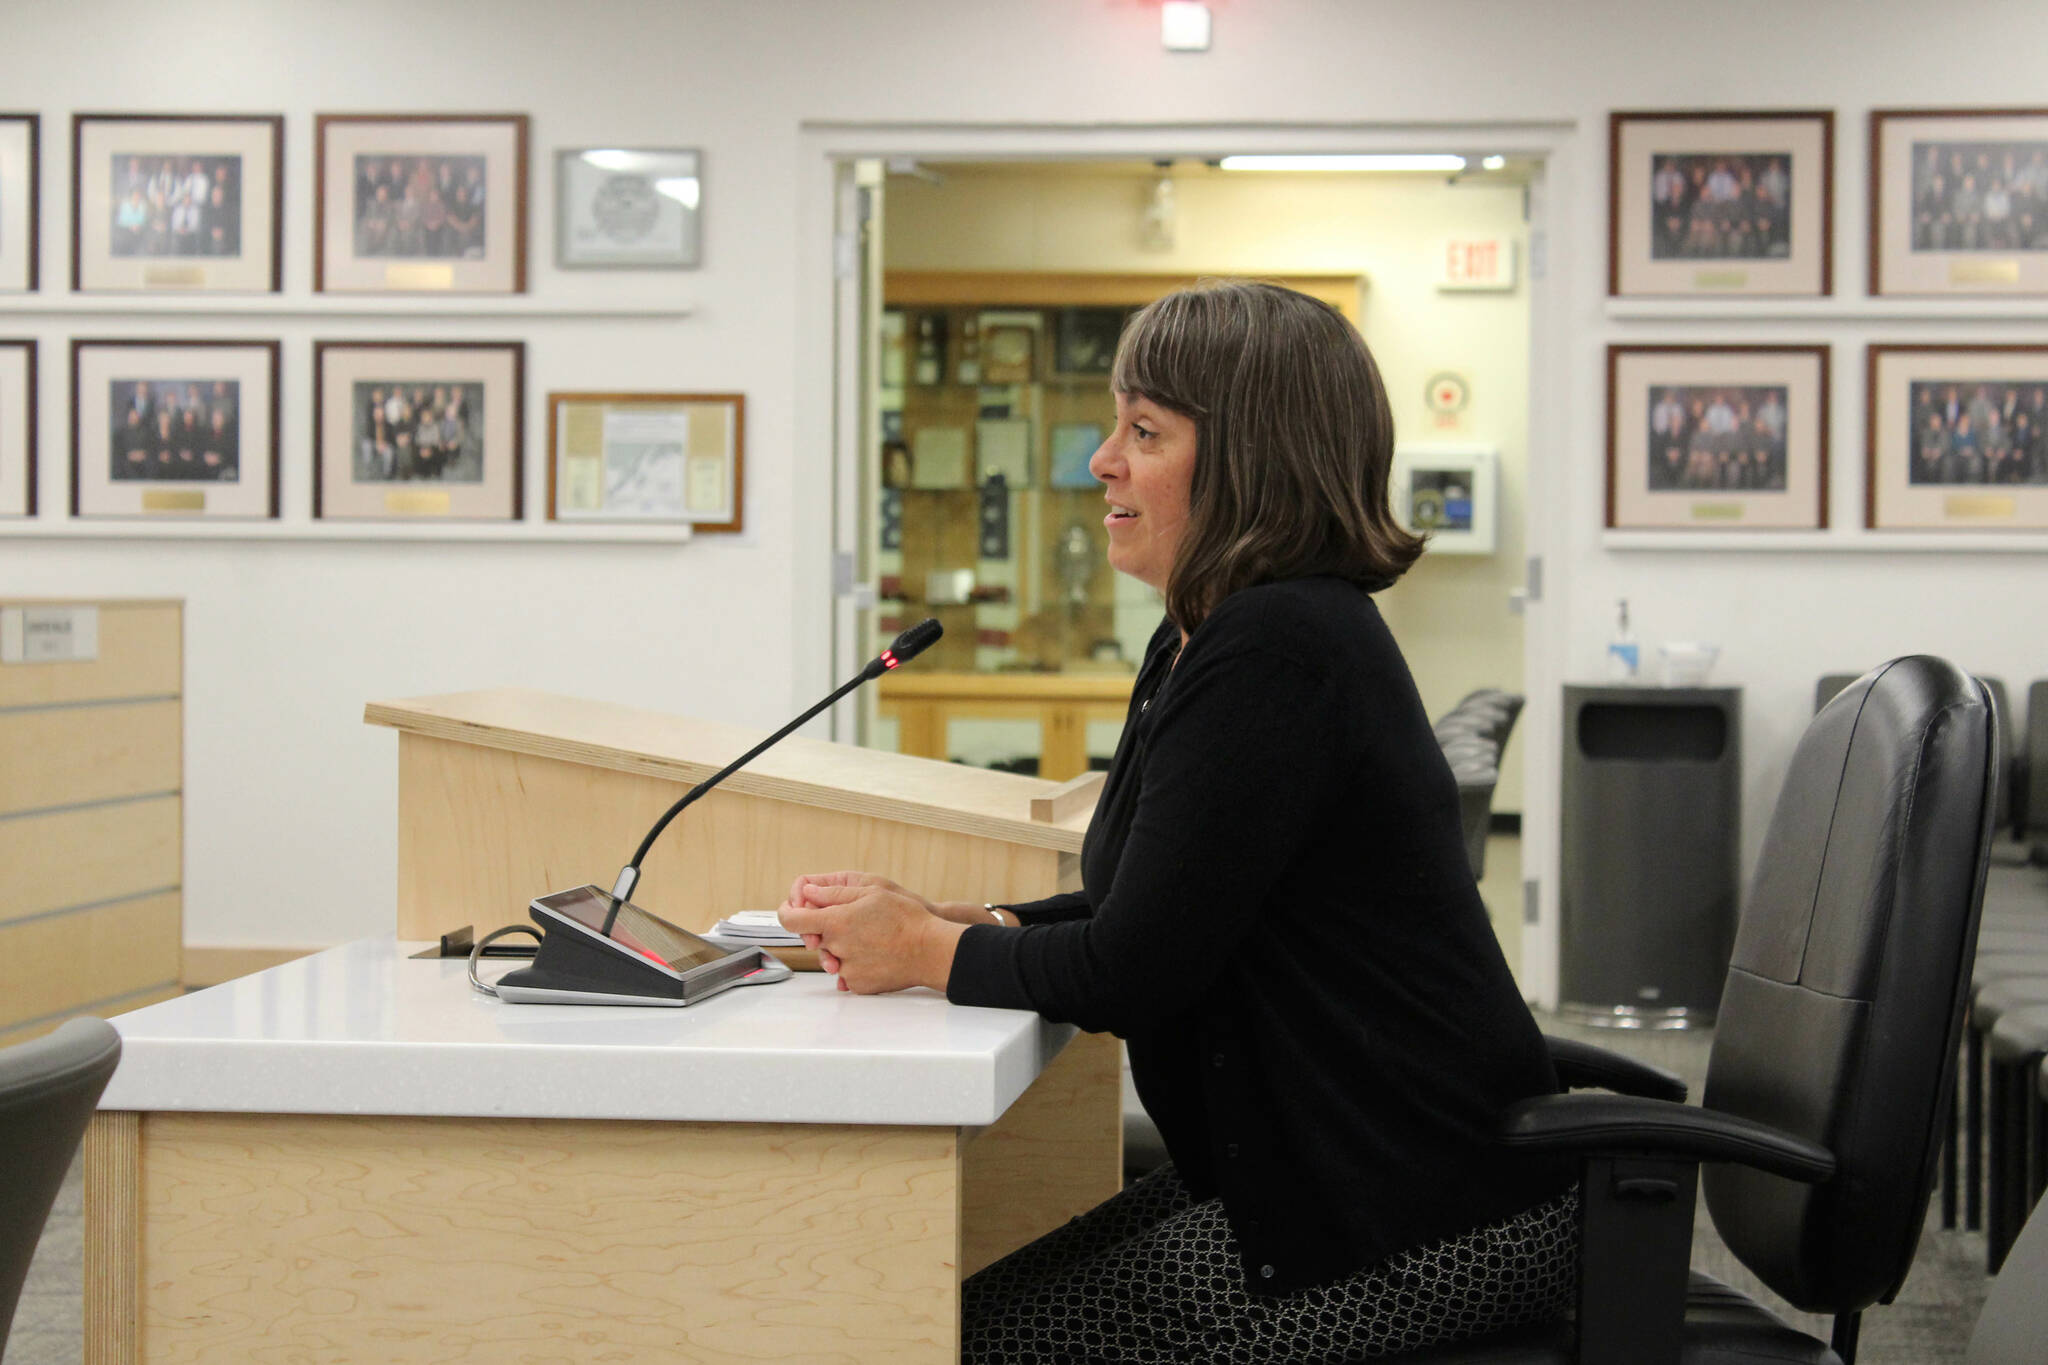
1560, 684, 1741, 1029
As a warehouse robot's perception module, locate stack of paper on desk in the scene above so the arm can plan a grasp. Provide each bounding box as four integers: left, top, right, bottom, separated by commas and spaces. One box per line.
708, 910, 806, 947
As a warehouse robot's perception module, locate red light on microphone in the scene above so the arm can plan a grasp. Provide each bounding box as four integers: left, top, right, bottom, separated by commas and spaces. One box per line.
881, 650, 901, 669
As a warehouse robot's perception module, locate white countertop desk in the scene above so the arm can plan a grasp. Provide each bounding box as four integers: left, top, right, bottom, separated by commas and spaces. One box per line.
102, 936, 1077, 1128
84, 690, 1120, 1365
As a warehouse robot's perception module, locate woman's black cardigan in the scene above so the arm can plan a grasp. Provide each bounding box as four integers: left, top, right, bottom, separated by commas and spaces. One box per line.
947, 576, 1571, 1294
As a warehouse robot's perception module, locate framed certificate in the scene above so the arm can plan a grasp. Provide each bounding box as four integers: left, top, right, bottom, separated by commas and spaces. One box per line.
546, 391, 743, 531
556, 148, 701, 268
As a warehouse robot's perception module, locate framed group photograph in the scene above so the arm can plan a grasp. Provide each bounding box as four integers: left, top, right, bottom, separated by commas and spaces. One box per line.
72, 113, 281, 293
1607, 345, 1830, 531
1867, 344, 2048, 530
0, 114, 37, 292
316, 114, 528, 293
1871, 108, 2048, 296
314, 342, 523, 520
70, 339, 279, 519
556, 148, 701, 269
545, 390, 742, 531
1609, 110, 1834, 297
1391, 446, 1498, 554
0, 340, 33, 516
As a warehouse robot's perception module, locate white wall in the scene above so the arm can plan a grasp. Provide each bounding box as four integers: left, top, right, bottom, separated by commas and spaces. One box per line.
8, 0, 2048, 957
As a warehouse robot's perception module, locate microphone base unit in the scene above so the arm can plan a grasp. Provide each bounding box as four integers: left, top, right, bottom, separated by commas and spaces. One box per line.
490, 885, 792, 1007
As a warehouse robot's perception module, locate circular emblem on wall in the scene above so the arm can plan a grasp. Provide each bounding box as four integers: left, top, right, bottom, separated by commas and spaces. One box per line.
1425, 371, 1470, 416
590, 174, 661, 244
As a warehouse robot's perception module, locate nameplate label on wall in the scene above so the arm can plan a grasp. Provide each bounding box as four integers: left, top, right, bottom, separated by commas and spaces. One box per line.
1439, 238, 1516, 292
385, 263, 455, 290
1944, 494, 2016, 520
1, 606, 100, 665
142, 265, 207, 288
1950, 259, 2020, 286
386, 489, 452, 515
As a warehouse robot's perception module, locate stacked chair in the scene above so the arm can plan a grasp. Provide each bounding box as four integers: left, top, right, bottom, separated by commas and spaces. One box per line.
1431, 688, 1525, 879
1399, 657, 1996, 1365
1963, 1192, 2048, 1363
2026, 680, 2048, 856
1885, 672, 2048, 1273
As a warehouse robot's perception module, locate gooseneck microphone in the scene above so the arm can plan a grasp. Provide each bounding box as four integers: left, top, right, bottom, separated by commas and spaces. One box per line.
599, 618, 944, 934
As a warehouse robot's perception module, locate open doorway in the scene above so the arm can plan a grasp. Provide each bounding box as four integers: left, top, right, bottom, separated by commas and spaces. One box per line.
809, 134, 1568, 993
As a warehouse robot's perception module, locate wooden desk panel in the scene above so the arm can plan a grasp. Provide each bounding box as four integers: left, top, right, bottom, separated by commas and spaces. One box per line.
961, 1028, 1123, 1276
0, 795, 180, 923
85, 1033, 1122, 1363
94, 1112, 962, 1364
0, 892, 181, 1037
0, 700, 181, 817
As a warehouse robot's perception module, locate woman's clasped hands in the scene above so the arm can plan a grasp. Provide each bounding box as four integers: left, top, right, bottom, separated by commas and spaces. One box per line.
775, 871, 983, 994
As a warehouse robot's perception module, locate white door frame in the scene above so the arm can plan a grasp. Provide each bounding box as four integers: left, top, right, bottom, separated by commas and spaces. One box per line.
793, 120, 1582, 1007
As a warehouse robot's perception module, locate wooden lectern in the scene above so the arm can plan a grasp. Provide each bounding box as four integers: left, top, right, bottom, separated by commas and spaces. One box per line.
83, 688, 1119, 1364
366, 687, 1097, 948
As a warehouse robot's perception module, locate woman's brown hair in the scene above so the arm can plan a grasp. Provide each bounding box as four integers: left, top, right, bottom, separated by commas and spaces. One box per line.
1110, 279, 1423, 631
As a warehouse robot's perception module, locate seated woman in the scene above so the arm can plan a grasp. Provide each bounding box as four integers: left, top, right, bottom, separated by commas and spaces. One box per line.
779, 280, 1574, 1364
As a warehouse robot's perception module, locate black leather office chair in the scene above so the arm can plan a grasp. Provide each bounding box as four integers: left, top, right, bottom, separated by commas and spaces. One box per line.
0, 1017, 122, 1355
1406, 657, 1997, 1365
1820, 671, 2011, 833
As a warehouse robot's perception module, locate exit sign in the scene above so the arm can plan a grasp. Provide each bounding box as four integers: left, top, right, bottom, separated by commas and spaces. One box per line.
1440, 237, 1517, 291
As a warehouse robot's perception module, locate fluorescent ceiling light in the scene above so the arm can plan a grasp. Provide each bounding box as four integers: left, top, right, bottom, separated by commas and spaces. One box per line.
1482, 155, 1507, 171
1217, 154, 1468, 173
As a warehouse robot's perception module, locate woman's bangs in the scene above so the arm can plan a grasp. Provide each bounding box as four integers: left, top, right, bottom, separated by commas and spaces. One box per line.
1110, 299, 1208, 419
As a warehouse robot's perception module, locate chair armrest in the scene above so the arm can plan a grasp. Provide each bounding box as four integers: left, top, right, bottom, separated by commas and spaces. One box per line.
1545, 1035, 1689, 1102
1499, 1092, 1837, 1183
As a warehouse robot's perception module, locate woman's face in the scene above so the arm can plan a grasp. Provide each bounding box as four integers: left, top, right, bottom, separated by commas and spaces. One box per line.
1090, 391, 1198, 592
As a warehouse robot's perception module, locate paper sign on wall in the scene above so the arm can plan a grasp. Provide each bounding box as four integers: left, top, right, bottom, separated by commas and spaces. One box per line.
1, 606, 100, 664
